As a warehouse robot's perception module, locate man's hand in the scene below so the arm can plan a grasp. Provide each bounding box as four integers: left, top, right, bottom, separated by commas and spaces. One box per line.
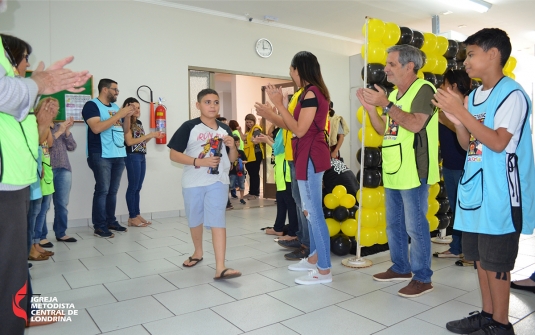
358, 85, 390, 108
31, 56, 91, 95
118, 104, 135, 118
356, 88, 378, 112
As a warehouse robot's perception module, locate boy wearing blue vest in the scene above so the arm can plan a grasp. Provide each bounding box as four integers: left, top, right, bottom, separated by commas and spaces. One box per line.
434, 28, 535, 335
83, 79, 135, 238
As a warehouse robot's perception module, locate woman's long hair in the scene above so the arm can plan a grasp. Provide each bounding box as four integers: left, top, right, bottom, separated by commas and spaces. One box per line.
244, 113, 256, 133
229, 120, 240, 132
443, 69, 472, 97
291, 51, 330, 101
0, 33, 32, 67
123, 97, 141, 133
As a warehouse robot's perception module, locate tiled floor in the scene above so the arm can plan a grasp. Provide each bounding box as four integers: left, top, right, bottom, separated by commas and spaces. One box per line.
26, 204, 535, 334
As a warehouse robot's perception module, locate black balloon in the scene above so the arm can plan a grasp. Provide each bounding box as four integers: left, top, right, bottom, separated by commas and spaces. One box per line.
356, 147, 382, 167
456, 61, 465, 71
397, 27, 413, 45
333, 206, 349, 222
323, 206, 333, 219
437, 198, 450, 215
444, 39, 459, 59
361, 63, 386, 85
357, 169, 382, 188
435, 74, 444, 88
410, 30, 424, 49
331, 234, 352, 256
471, 79, 482, 89
437, 181, 447, 199
447, 58, 457, 71
348, 205, 358, 219
456, 42, 467, 61
436, 213, 451, 230
423, 72, 437, 87
381, 73, 394, 88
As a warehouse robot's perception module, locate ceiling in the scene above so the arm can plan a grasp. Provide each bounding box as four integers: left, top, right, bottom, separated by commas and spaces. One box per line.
150, 0, 535, 55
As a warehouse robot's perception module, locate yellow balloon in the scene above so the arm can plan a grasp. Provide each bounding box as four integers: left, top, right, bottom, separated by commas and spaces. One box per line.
362, 18, 386, 42
376, 186, 385, 203
382, 22, 401, 46
341, 218, 358, 237
357, 208, 379, 228
376, 226, 388, 244
324, 193, 340, 209
429, 183, 440, 199
427, 199, 440, 216
433, 56, 448, 75
504, 71, 516, 80
417, 70, 424, 79
332, 185, 347, 199
376, 206, 386, 227
361, 42, 387, 64
435, 36, 448, 56
421, 33, 437, 54
358, 127, 383, 148
427, 214, 439, 231
357, 188, 382, 209
359, 227, 379, 247
504, 56, 517, 72
421, 54, 438, 73
340, 194, 356, 209
326, 218, 341, 237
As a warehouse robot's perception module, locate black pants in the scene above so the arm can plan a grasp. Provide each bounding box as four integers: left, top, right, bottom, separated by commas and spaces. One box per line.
0, 187, 30, 334
245, 150, 263, 196
274, 183, 298, 236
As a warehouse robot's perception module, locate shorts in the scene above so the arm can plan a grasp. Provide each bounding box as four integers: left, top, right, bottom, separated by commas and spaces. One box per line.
229, 174, 245, 191
462, 207, 522, 272
182, 182, 228, 229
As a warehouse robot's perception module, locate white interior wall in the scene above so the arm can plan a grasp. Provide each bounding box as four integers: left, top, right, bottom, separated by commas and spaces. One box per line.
1, 0, 359, 225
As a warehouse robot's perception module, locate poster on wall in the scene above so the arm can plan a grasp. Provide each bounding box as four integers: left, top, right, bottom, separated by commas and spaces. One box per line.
65, 94, 92, 121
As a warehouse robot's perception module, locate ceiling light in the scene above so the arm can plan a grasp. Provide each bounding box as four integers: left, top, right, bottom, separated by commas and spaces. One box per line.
458, 24, 467, 28
465, 0, 492, 13
442, 11, 453, 15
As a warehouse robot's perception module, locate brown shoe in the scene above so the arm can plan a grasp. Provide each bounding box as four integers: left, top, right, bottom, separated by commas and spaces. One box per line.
398, 280, 433, 298
373, 268, 412, 282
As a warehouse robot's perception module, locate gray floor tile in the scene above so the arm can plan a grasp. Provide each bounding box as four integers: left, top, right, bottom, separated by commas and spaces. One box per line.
24, 309, 100, 335
117, 258, 179, 278
153, 283, 235, 315
144, 309, 242, 335
211, 273, 288, 299
63, 267, 129, 289
104, 275, 178, 301
269, 284, 354, 313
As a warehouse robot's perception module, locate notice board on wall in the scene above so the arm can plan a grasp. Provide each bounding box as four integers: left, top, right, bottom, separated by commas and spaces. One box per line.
25, 71, 93, 122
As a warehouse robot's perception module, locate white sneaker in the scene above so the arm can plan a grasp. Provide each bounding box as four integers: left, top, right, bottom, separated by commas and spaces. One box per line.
295, 269, 332, 285
288, 258, 317, 272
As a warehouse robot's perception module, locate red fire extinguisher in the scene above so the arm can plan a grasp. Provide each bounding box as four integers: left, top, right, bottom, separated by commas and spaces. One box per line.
155, 97, 167, 144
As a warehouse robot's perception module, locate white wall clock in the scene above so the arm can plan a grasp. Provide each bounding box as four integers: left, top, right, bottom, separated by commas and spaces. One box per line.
255, 38, 273, 58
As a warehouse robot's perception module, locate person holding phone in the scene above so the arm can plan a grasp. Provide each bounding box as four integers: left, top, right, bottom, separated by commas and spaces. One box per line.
243, 113, 264, 199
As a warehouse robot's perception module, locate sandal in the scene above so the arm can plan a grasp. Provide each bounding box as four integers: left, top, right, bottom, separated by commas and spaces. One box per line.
39, 250, 54, 257
214, 268, 241, 280
137, 215, 152, 225
128, 218, 149, 227
28, 253, 49, 261
433, 250, 462, 258
183, 257, 203, 267
246, 194, 258, 200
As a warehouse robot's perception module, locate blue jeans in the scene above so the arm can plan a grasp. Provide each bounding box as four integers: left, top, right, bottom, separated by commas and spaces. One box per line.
442, 167, 463, 255
52, 168, 72, 239
33, 195, 51, 244
27, 198, 42, 252
125, 154, 146, 219
385, 180, 433, 283
530, 271, 535, 281
87, 153, 125, 230
289, 161, 309, 248
297, 159, 331, 270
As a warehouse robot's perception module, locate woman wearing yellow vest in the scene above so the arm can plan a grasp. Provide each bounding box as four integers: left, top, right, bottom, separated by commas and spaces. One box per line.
242, 113, 264, 199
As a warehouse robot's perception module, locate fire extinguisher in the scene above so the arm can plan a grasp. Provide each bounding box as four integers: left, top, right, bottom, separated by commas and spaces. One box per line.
155, 97, 167, 144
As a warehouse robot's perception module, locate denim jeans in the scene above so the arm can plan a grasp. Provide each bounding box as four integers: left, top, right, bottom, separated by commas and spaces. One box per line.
297, 159, 331, 270
289, 161, 309, 248
530, 271, 535, 281
52, 168, 72, 239
27, 198, 42, 252
385, 179, 433, 283
125, 154, 146, 219
87, 153, 125, 230
442, 167, 463, 255
33, 195, 51, 244
274, 184, 298, 236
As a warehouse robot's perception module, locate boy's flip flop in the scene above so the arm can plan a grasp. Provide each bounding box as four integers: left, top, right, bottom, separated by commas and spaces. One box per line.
214, 268, 241, 280
183, 257, 203, 267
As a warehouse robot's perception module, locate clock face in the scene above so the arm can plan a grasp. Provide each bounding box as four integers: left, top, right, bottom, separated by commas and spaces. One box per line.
256, 38, 273, 58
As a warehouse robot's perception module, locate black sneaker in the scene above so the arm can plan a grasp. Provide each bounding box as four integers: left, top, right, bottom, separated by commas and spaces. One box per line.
446, 311, 493, 334
94, 228, 115, 238
107, 222, 127, 232
284, 246, 310, 260
240, 199, 246, 205
277, 239, 302, 250
469, 322, 515, 335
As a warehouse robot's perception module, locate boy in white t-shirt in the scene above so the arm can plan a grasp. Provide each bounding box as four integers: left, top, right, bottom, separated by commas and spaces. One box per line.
168, 89, 241, 280
433, 28, 535, 335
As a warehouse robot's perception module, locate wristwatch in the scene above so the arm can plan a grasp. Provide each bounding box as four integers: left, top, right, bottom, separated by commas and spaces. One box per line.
383, 101, 394, 115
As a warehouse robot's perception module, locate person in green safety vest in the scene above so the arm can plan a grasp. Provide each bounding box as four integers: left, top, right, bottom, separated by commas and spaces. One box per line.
357, 44, 439, 298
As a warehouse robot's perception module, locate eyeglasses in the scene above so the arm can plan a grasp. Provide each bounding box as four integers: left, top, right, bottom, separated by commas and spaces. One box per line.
108, 87, 120, 93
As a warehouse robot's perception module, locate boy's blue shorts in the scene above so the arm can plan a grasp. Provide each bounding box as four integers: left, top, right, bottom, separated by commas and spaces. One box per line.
229, 174, 246, 191
182, 182, 228, 229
